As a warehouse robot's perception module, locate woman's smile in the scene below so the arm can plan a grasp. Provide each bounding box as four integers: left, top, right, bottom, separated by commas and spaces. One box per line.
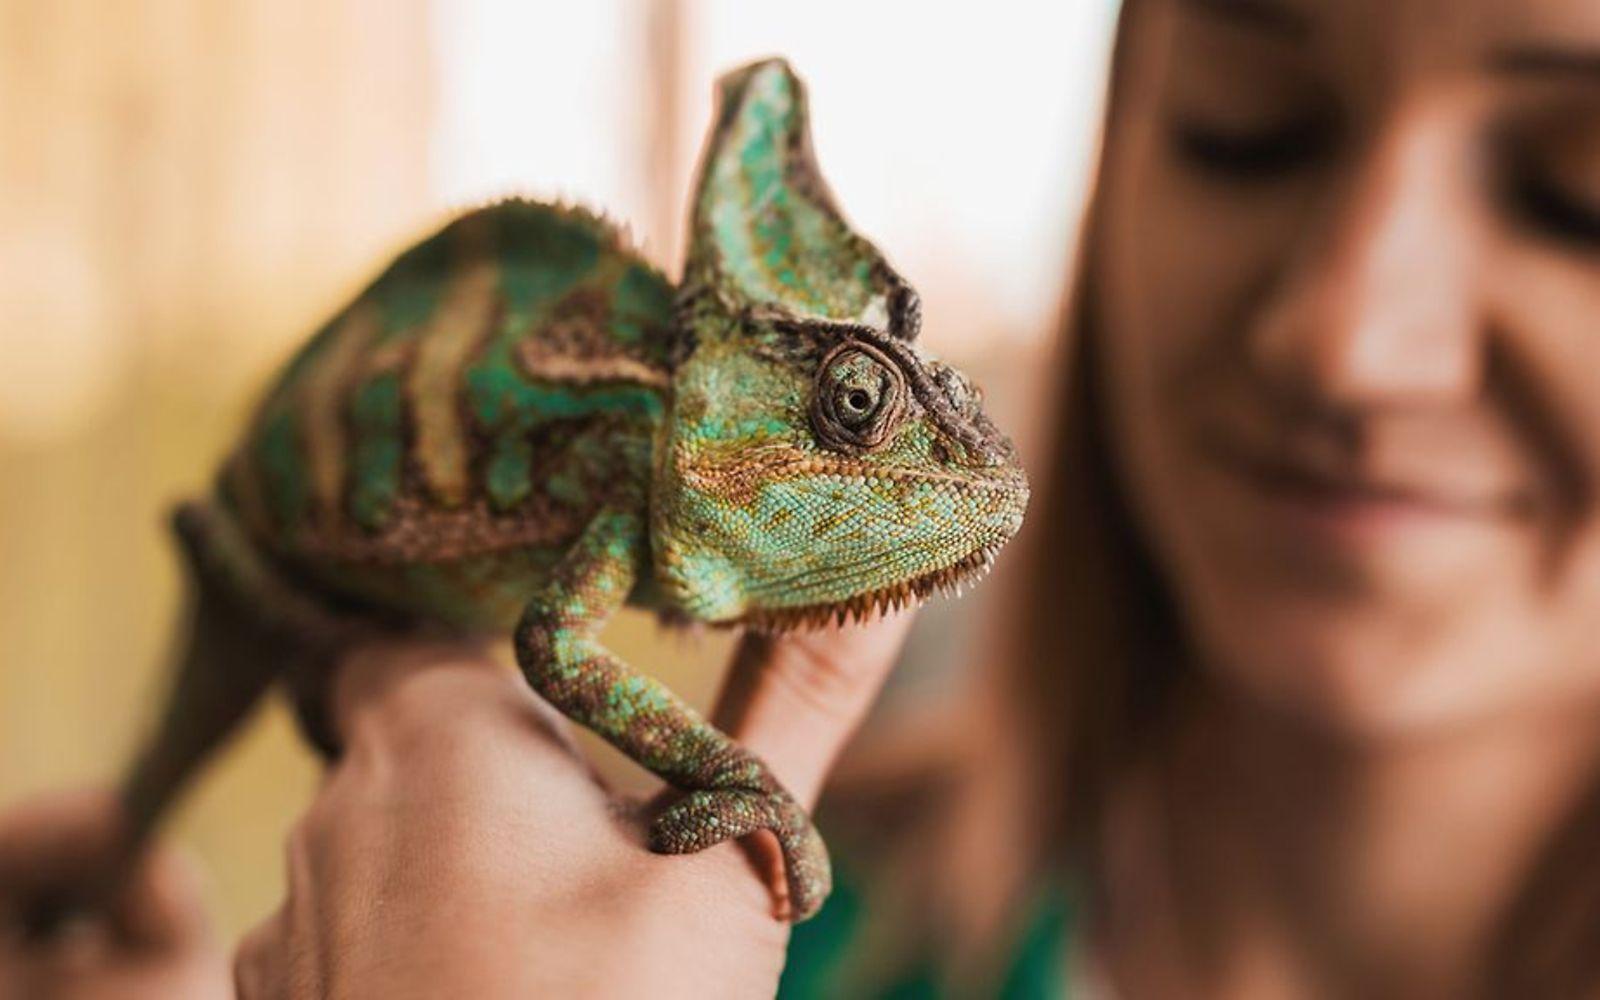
1189, 415, 1532, 552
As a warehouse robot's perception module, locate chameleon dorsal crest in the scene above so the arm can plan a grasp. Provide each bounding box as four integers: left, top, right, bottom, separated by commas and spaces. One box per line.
682, 58, 920, 341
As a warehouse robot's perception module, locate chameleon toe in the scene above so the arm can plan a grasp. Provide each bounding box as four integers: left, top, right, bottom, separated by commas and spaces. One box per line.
648, 787, 832, 923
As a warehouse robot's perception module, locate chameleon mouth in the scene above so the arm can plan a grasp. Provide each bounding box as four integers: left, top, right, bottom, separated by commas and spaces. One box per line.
680, 443, 1028, 502
736, 538, 1007, 633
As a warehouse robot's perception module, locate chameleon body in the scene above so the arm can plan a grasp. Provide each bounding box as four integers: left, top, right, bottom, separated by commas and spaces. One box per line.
116, 58, 1028, 924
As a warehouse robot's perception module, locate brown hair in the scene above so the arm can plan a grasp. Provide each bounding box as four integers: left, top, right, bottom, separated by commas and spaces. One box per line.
1004, 0, 1186, 869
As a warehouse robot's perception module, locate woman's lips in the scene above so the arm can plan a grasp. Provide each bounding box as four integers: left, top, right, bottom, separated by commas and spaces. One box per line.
1192, 429, 1524, 546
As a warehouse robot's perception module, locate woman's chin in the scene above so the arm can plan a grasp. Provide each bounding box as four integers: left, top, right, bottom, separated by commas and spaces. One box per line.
1179, 446, 1529, 599
1181, 581, 1544, 743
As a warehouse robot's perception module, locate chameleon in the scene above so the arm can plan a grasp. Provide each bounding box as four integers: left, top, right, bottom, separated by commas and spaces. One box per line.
69, 57, 1028, 927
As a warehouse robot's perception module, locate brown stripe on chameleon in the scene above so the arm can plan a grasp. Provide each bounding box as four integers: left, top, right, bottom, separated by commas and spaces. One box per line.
361, 336, 413, 379
341, 334, 420, 532
286, 492, 585, 565
410, 216, 501, 507
676, 439, 1014, 507
517, 342, 670, 388
674, 441, 814, 506
218, 448, 275, 544
512, 257, 674, 390
298, 299, 383, 529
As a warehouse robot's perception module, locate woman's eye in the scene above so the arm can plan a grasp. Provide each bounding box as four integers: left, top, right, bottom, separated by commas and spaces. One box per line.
1493, 116, 1600, 250
1500, 168, 1600, 248
1170, 114, 1333, 180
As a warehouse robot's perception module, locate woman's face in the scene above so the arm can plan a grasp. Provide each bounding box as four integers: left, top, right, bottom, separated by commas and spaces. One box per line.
1100, 0, 1600, 736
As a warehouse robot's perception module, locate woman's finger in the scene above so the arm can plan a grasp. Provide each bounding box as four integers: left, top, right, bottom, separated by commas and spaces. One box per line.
329, 636, 504, 746
0, 790, 131, 939
233, 905, 287, 1000
0, 792, 213, 956
327, 637, 606, 798
711, 611, 915, 807
108, 843, 214, 953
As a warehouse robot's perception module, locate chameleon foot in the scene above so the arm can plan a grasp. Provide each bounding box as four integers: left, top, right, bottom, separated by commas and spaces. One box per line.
648, 787, 832, 922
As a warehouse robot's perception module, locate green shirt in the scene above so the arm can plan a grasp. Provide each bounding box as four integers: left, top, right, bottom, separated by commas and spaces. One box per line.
779, 862, 1087, 998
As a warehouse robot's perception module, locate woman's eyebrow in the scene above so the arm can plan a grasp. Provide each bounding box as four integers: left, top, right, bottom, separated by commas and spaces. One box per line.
1491, 46, 1600, 82
1176, 0, 1311, 40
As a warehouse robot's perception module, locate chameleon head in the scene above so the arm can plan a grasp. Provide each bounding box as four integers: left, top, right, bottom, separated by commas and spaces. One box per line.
652, 58, 1030, 629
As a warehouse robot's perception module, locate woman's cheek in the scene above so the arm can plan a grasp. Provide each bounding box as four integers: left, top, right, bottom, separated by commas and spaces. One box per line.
1099, 138, 1289, 547
1490, 246, 1600, 664
1490, 249, 1600, 521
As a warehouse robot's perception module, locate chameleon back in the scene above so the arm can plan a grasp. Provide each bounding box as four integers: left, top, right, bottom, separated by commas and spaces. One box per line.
218, 200, 678, 630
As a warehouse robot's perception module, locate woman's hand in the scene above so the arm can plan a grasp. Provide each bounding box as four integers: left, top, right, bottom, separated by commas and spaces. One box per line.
235, 615, 913, 999
0, 791, 231, 1000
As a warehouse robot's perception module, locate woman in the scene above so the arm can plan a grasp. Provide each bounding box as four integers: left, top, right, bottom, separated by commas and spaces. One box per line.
10, 0, 1600, 994
1042, 0, 1600, 991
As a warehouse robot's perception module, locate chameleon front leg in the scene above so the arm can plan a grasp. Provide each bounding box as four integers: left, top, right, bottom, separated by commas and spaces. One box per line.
513, 509, 831, 921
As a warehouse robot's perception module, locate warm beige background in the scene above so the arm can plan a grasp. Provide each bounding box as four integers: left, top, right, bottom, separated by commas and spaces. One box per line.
1, 0, 445, 938
0, 0, 1109, 939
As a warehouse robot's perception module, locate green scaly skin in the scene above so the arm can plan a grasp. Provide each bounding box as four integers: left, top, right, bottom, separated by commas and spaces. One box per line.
119, 58, 1029, 924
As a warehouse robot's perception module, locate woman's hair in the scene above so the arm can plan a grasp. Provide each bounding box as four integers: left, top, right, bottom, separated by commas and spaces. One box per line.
1006, 0, 1186, 866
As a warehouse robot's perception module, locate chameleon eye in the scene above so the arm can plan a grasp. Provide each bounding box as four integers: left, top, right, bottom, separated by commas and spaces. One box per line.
810, 342, 906, 453
840, 386, 876, 418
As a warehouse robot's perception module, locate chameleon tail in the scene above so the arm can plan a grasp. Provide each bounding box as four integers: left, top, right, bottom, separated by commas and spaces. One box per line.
118, 502, 304, 844
20, 502, 299, 934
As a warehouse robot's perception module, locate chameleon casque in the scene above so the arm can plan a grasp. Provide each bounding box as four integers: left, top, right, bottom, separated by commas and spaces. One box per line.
90, 58, 1029, 926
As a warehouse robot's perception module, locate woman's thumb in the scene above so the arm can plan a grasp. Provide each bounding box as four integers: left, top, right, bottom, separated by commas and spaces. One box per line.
710, 612, 915, 808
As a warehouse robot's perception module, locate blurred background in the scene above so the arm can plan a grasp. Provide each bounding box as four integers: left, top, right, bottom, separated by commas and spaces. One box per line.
0, 0, 1116, 937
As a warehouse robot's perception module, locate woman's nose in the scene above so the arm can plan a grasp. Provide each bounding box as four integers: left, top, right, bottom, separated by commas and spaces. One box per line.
1248, 111, 1482, 411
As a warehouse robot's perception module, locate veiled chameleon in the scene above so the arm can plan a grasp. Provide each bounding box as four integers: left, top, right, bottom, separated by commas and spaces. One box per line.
106, 57, 1028, 924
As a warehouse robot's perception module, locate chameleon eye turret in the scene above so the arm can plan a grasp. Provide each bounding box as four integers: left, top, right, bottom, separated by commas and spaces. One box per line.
810, 340, 907, 453
29, 56, 1031, 932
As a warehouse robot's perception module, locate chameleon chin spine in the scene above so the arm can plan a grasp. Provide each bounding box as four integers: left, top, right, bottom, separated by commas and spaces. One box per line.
739, 541, 1004, 634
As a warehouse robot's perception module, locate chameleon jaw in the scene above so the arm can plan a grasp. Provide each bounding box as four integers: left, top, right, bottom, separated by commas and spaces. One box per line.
735, 539, 1006, 634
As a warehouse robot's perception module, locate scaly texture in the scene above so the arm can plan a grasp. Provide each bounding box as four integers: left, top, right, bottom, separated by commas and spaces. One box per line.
192, 57, 1029, 923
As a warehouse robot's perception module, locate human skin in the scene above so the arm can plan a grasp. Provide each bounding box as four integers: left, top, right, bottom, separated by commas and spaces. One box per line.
225, 621, 910, 999
0, 617, 909, 999
1094, 0, 1600, 994
0, 793, 231, 999
0, 620, 910, 1000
